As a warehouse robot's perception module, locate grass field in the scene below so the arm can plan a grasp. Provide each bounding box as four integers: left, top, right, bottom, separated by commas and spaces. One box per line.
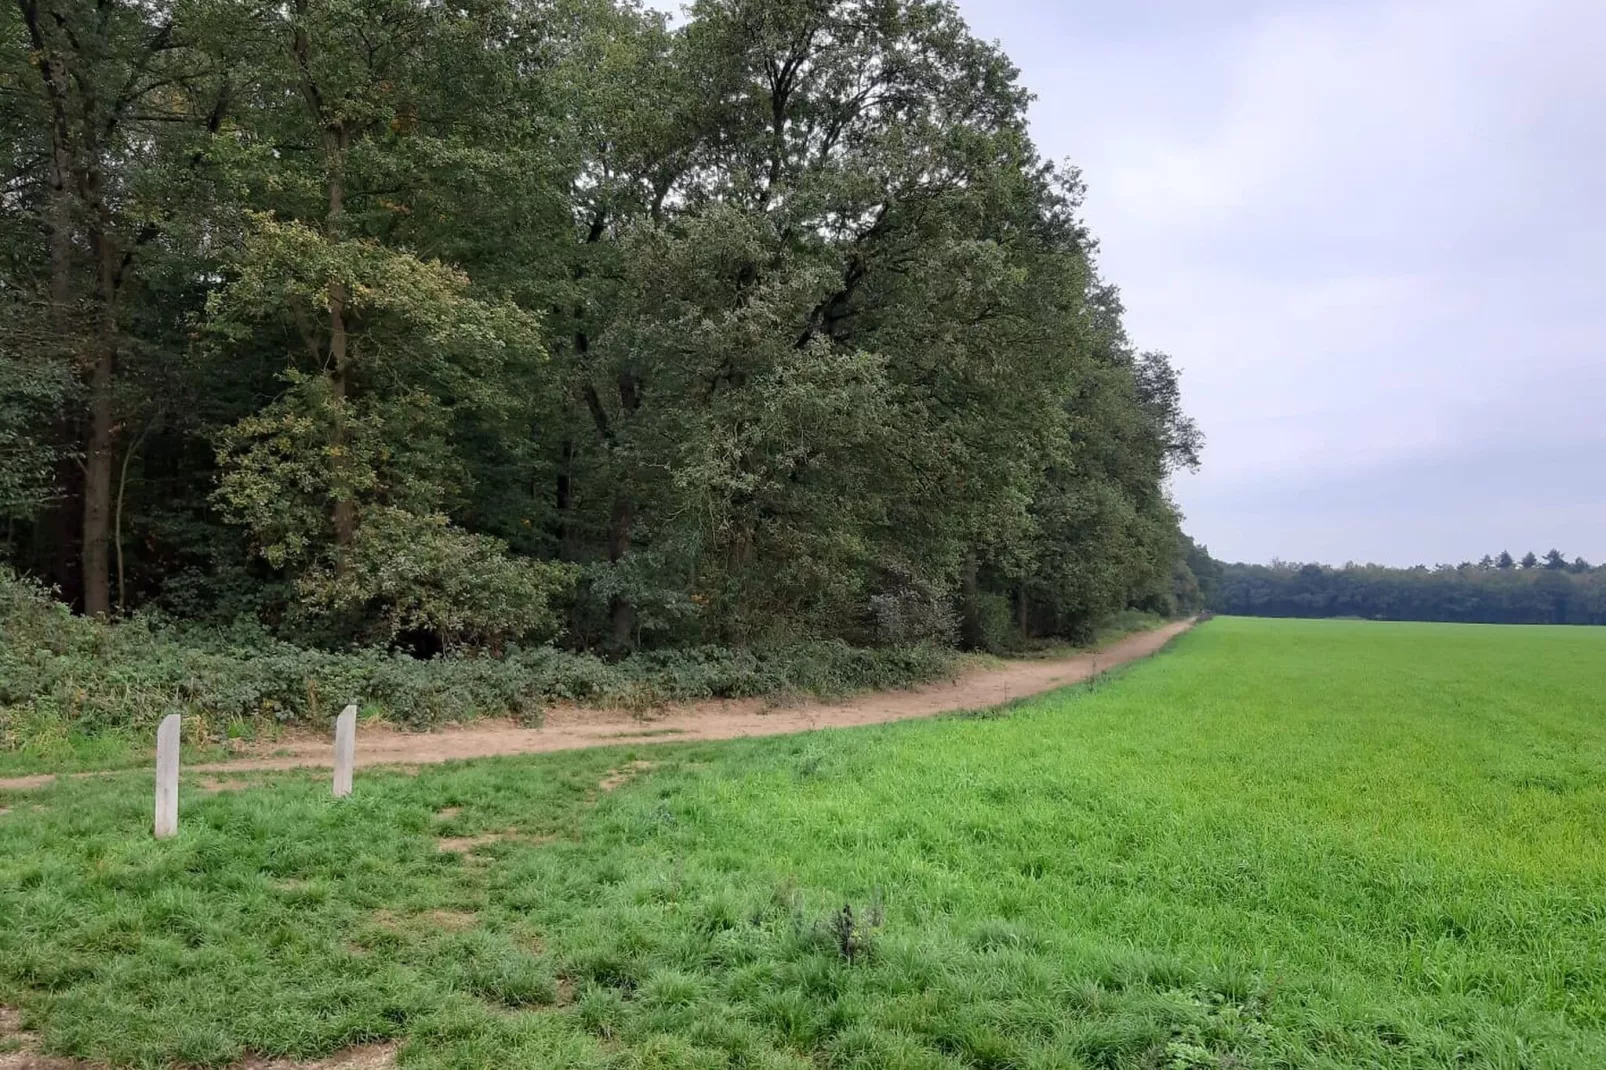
2, 617, 1605, 1068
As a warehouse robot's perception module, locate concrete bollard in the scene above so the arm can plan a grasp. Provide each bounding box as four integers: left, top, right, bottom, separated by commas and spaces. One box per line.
154, 713, 181, 838
333, 704, 357, 798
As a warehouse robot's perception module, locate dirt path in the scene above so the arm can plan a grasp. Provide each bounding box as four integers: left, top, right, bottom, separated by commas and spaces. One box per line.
1, 620, 1193, 788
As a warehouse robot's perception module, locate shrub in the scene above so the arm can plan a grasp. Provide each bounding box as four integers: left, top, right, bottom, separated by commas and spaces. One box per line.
869, 564, 958, 647
0, 568, 955, 743
295, 507, 579, 651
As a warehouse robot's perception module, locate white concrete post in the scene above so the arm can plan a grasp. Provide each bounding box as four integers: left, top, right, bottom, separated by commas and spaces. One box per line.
333, 704, 357, 798
154, 714, 181, 839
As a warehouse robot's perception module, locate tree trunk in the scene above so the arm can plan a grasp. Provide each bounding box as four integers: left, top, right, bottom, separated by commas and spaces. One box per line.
607, 491, 634, 649
20, 0, 100, 609
1017, 586, 1030, 639
19, 0, 73, 310
585, 369, 643, 651
47, 140, 72, 309
43, 78, 82, 603
329, 278, 355, 557
959, 551, 983, 650
81, 346, 114, 617
555, 440, 575, 558
292, 11, 357, 565
80, 161, 121, 619
115, 421, 151, 613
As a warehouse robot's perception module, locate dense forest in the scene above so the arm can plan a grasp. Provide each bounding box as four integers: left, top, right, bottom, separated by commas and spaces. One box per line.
1, 0, 1202, 683
1208, 552, 1606, 626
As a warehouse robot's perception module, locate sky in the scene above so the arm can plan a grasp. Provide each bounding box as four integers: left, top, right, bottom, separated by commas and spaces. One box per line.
650, 0, 1606, 566
949, 0, 1606, 566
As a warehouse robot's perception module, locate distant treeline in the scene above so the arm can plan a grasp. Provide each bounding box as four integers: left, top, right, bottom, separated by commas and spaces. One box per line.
1206, 551, 1606, 625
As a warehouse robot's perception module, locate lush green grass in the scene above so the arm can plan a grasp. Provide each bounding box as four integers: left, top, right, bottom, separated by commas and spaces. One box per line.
3, 617, 1604, 1068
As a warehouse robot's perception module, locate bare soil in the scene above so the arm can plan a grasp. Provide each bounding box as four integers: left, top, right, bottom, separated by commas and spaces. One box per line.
0, 1005, 70, 1070
0, 620, 1192, 790
233, 1045, 396, 1070
192, 618, 1193, 773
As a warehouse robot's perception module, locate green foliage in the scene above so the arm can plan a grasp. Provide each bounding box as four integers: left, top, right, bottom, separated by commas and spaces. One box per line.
3, 619, 1604, 1067
2, 0, 1199, 655
1180, 534, 1221, 609
0, 567, 545, 736
1214, 554, 1606, 624
866, 563, 959, 646
206, 216, 560, 648
0, 349, 76, 518
293, 508, 577, 650
967, 589, 1020, 655
0, 568, 953, 747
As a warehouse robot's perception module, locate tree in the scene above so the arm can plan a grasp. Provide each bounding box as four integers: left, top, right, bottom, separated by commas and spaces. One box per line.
1496, 550, 1515, 570
1543, 549, 1567, 570
2, 0, 1203, 656
1184, 536, 1223, 607
542, 0, 1186, 649
1521, 551, 1540, 570
1208, 553, 1606, 626
2, 0, 228, 614
199, 0, 578, 646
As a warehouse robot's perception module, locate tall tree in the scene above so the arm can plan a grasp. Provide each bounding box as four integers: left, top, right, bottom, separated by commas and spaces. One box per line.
3, 0, 225, 613
3, 0, 1203, 655
1211, 557, 1606, 626
201, 0, 575, 646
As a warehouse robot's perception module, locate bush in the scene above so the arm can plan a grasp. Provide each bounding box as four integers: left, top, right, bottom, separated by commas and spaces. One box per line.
869, 564, 958, 647
0, 568, 955, 743
294, 507, 578, 651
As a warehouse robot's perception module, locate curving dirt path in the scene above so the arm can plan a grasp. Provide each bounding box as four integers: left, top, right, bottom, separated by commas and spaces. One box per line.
0, 620, 1193, 788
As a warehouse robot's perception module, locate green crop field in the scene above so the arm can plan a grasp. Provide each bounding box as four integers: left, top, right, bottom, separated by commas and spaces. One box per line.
3, 617, 1605, 1068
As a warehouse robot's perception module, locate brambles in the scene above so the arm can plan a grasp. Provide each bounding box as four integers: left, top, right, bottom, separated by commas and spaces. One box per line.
0, 567, 955, 748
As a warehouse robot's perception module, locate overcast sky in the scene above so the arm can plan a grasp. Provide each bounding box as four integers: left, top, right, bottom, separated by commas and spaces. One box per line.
950, 0, 1606, 566
652, 0, 1605, 565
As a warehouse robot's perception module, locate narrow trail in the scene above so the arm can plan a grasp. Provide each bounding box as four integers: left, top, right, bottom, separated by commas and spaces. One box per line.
195, 618, 1195, 774
1, 620, 1194, 788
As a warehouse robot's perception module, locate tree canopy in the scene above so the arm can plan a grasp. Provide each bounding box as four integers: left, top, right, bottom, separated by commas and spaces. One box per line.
1, 0, 1201, 654
1210, 554, 1606, 626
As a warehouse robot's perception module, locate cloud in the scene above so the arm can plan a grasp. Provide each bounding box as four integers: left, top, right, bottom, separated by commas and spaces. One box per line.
642, 0, 1606, 564
957, 0, 1606, 563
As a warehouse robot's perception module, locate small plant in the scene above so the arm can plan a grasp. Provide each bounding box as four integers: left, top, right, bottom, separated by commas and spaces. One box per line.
826, 889, 885, 964
1161, 987, 1273, 1069
830, 904, 860, 963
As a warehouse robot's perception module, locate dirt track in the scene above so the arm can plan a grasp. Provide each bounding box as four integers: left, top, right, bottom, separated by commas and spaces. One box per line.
0, 620, 1193, 788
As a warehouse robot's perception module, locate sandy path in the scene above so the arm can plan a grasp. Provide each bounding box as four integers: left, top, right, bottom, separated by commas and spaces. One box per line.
0, 620, 1193, 787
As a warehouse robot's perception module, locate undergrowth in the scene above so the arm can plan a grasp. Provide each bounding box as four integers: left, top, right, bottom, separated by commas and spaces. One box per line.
0, 568, 955, 755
